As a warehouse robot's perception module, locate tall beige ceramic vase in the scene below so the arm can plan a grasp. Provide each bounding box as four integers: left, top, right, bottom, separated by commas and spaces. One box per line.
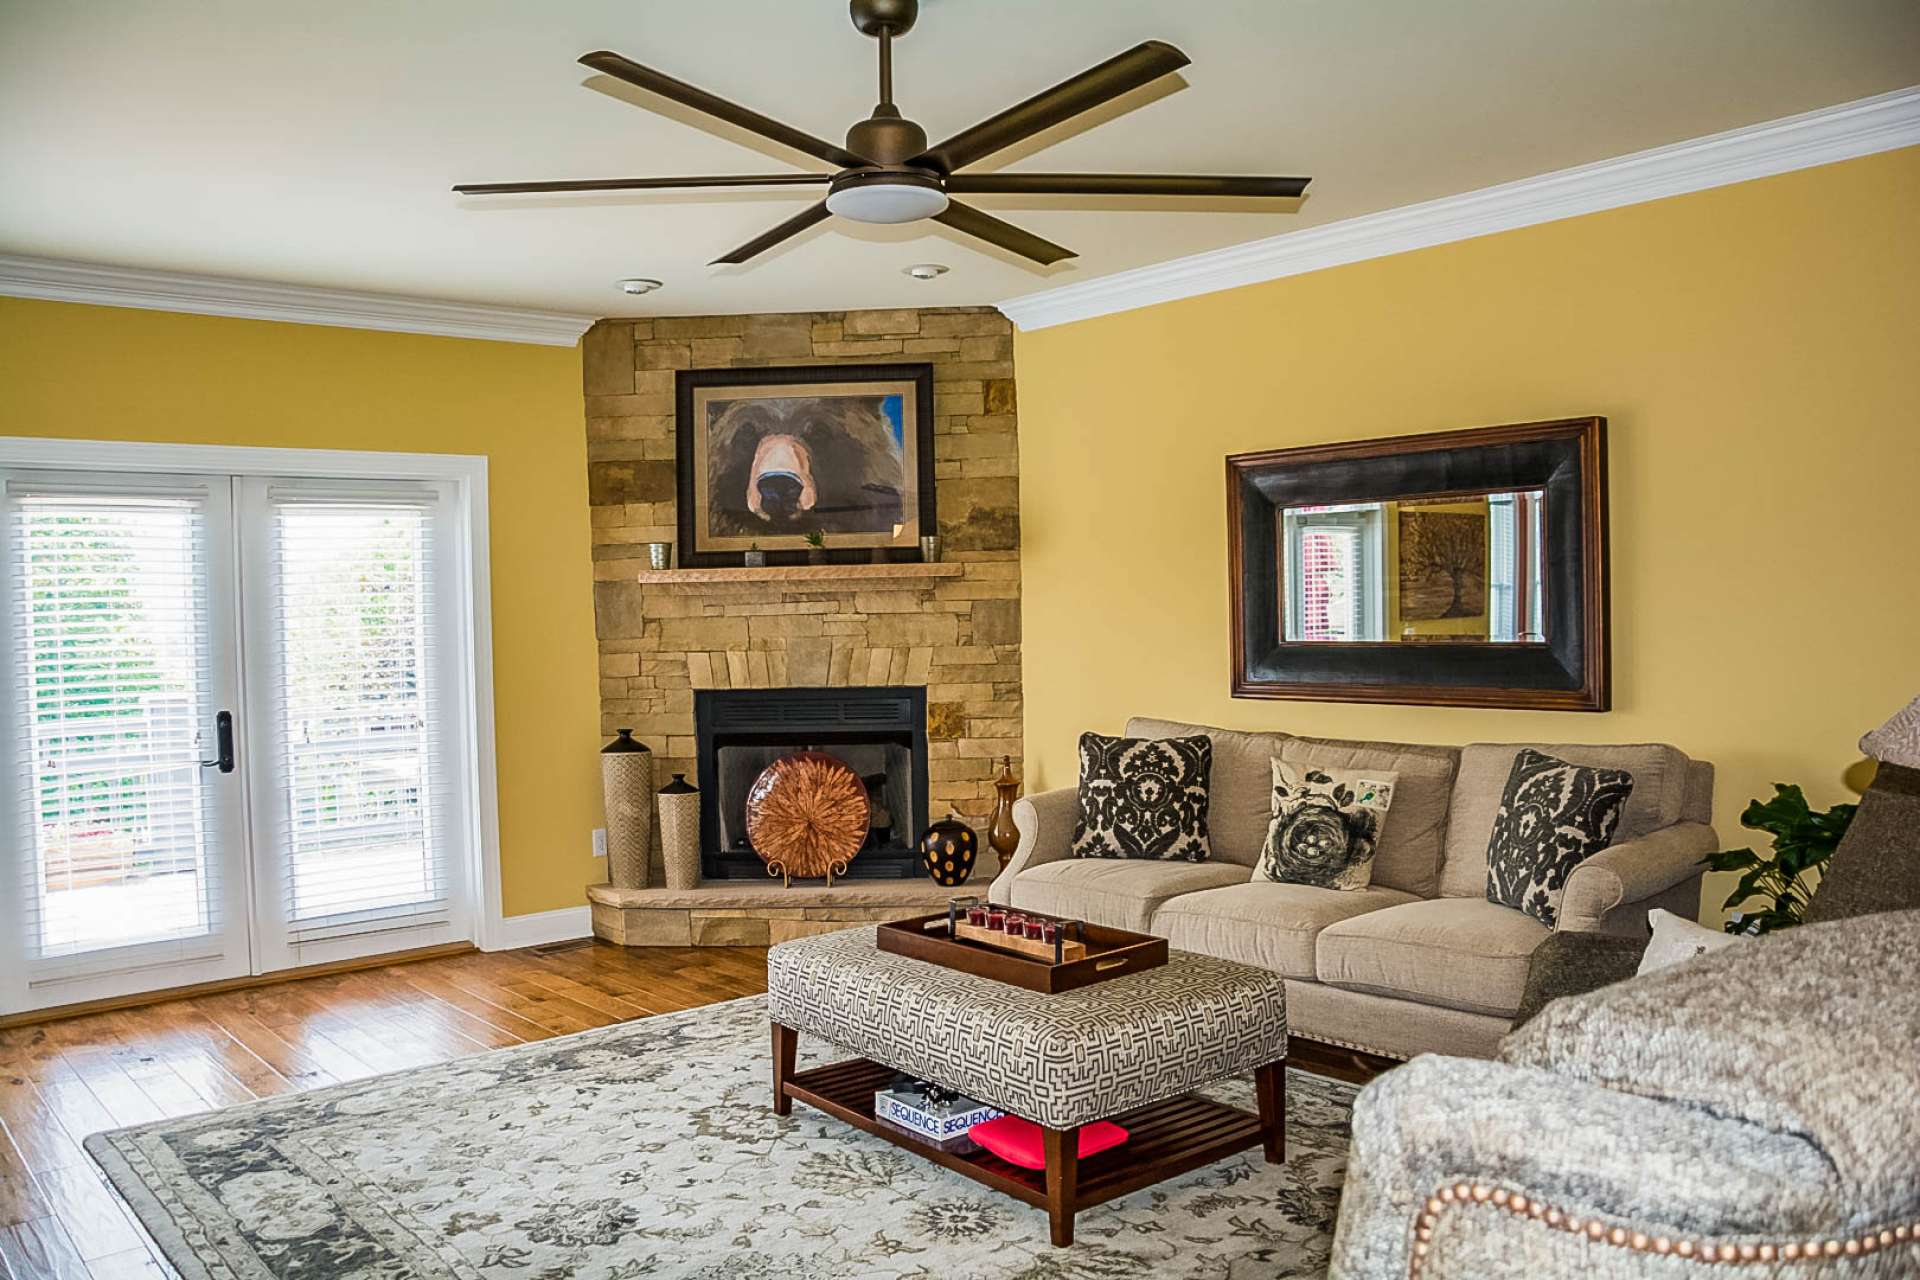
657, 773, 702, 891
601, 729, 653, 890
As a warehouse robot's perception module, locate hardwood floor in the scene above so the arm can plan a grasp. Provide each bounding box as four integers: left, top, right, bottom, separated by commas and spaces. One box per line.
0, 941, 770, 1280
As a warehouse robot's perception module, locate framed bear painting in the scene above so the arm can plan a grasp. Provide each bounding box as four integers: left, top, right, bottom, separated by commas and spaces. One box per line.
675, 363, 936, 567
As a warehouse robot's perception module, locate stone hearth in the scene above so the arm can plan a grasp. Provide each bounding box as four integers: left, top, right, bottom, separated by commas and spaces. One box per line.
586, 880, 981, 947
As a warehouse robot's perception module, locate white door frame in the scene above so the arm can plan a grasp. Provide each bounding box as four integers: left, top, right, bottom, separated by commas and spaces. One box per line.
0, 436, 511, 980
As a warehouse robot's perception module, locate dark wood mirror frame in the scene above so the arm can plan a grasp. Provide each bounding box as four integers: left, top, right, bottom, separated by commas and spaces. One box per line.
1227, 416, 1610, 711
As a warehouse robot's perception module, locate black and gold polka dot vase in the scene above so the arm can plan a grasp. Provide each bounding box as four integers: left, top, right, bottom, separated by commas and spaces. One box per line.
919, 813, 979, 887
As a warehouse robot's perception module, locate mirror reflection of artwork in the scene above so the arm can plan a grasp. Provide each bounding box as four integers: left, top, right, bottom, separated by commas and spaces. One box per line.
1281, 489, 1546, 644
677, 365, 933, 564
1397, 503, 1488, 621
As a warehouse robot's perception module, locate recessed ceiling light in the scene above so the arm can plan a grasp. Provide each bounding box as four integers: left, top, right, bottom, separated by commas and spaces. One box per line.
618, 278, 664, 295
903, 263, 949, 280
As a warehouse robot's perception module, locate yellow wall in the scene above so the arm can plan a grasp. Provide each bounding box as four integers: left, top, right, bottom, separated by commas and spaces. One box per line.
0, 297, 602, 917
1015, 146, 1920, 918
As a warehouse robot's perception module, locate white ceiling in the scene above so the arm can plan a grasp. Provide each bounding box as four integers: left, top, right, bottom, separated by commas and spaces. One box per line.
2, 0, 1916, 319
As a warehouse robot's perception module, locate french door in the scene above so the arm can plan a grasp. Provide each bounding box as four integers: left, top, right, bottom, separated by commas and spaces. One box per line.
2, 467, 474, 1013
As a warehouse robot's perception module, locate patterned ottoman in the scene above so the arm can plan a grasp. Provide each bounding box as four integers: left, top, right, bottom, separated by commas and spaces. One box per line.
766, 925, 1288, 1245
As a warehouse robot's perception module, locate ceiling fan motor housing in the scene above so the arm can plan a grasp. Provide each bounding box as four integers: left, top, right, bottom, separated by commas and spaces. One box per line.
846, 109, 928, 166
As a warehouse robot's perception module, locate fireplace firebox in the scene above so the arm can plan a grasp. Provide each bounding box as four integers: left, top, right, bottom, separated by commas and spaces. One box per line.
694, 686, 929, 881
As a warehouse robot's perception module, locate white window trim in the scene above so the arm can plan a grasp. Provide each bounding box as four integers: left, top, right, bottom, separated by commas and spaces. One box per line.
0, 436, 527, 953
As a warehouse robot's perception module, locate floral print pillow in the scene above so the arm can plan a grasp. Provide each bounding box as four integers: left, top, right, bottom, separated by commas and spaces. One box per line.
1484, 748, 1634, 926
1255, 761, 1398, 890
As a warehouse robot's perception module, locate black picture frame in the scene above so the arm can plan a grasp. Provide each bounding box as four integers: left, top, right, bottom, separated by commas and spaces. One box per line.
675, 363, 937, 568
1227, 417, 1611, 711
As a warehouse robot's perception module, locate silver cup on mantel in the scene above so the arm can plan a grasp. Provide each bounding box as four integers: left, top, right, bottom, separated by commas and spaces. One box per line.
646, 541, 672, 571
919, 534, 941, 563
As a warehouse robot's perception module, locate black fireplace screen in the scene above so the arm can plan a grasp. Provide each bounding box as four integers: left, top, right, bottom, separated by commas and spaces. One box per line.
694, 686, 928, 881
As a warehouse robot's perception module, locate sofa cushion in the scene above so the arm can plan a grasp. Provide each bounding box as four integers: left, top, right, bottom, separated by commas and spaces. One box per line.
1070, 731, 1213, 861
1007, 858, 1250, 932
1126, 717, 1287, 868
1283, 736, 1458, 897
1153, 881, 1418, 979
1439, 742, 1691, 898
1316, 897, 1551, 1018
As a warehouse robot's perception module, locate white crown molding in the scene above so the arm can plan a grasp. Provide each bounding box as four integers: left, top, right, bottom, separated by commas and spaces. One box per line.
0, 254, 598, 347
998, 85, 1920, 332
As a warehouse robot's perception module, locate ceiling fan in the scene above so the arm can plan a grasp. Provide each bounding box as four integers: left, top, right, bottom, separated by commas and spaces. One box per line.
454, 0, 1310, 267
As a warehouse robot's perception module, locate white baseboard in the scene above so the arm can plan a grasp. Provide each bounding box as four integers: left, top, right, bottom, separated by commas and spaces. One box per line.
483, 906, 594, 952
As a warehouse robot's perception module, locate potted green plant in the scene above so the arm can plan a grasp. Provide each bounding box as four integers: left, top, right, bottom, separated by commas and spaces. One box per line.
804, 528, 827, 565
743, 542, 766, 569
1700, 784, 1856, 935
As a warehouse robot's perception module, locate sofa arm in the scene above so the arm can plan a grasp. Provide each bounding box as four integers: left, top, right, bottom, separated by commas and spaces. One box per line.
1509, 932, 1648, 1030
985, 786, 1078, 906
1555, 821, 1717, 935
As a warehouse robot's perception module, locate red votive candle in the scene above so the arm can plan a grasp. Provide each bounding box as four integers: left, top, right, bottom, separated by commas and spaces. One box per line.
985, 909, 1006, 930
1039, 920, 1059, 945
966, 905, 988, 927
1003, 912, 1026, 934
1023, 918, 1046, 941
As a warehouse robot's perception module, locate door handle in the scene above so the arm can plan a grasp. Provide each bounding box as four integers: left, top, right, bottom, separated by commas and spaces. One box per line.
199, 710, 235, 774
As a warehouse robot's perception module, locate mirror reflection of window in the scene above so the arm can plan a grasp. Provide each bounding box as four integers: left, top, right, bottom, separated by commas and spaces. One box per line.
1283, 490, 1547, 644
1283, 504, 1386, 641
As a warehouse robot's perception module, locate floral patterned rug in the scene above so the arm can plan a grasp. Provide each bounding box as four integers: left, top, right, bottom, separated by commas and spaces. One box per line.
88, 995, 1357, 1279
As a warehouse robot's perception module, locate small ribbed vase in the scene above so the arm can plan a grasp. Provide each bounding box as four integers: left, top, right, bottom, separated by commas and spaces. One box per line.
601, 729, 653, 890
657, 773, 701, 891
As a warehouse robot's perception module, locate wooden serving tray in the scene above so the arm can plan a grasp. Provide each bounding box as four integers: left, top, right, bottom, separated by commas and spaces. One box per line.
877, 913, 1169, 993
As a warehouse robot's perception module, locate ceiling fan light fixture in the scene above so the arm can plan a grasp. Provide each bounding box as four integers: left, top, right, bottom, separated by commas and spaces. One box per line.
618, 277, 664, 295
825, 170, 948, 224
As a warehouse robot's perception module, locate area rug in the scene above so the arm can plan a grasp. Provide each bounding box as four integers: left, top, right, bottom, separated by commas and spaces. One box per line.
87, 995, 1357, 1279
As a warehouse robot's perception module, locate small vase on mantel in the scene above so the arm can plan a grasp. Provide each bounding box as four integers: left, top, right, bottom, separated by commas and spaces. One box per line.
988, 756, 1021, 867
601, 729, 653, 890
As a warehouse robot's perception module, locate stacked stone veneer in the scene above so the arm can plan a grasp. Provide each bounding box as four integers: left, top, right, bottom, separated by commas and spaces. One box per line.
582, 307, 1022, 877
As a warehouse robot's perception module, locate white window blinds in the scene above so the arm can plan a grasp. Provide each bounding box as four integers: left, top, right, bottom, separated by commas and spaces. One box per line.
260, 493, 453, 945
5, 483, 226, 971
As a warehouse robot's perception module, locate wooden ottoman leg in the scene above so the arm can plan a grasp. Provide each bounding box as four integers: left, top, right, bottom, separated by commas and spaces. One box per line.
771, 1022, 797, 1116
1042, 1124, 1080, 1247
1255, 1060, 1286, 1164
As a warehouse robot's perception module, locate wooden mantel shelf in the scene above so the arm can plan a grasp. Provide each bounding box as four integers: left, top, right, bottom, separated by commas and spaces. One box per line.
634, 562, 964, 586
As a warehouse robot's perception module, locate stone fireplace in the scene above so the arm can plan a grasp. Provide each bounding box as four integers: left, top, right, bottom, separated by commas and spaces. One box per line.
580, 306, 1022, 943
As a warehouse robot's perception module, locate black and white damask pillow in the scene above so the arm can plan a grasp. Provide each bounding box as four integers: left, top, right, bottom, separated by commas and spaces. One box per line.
1071, 732, 1212, 861
1255, 761, 1398, 890
1485, 748, 1635, 927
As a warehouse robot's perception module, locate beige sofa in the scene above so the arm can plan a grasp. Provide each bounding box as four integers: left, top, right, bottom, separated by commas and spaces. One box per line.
986, 717, 1716, 1060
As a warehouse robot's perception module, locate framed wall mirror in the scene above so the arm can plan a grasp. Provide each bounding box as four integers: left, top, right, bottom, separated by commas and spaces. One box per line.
1227, 417, 1609, 710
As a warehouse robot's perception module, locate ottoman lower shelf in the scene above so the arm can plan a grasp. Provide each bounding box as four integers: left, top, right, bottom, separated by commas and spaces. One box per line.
772, 1026, 1283, 1246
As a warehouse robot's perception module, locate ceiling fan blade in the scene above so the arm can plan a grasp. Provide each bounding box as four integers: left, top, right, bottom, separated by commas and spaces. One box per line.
710, 201, 833, 265
580, 50, 867, 169
914, 41, 1190, 175
945, 173, 1311, 198
454, 174, 832, 195
932, 201, 1075, 266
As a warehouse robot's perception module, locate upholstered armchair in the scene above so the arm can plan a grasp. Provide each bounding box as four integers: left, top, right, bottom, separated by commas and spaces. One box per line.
1329, 909, 1920, 1278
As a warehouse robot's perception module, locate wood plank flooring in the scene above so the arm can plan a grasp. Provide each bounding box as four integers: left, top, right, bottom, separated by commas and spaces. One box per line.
0, 941, 770, 1280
